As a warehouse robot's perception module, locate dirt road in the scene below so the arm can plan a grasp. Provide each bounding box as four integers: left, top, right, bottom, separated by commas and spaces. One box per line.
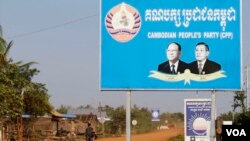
97, 128, 184, 141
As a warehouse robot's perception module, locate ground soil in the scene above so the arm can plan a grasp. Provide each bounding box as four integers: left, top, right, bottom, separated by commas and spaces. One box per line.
96, 128, 184, 141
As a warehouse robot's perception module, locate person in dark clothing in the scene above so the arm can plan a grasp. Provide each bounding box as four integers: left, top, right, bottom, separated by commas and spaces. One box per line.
158, 42, 188, 74
189, 42, 221, 74
85, 123, 94, 141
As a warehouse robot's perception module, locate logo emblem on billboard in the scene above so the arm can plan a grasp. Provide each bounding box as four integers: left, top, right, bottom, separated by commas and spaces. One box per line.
187, 114, 210, 135
105, 3, 141, 43
151, 109, 160, 121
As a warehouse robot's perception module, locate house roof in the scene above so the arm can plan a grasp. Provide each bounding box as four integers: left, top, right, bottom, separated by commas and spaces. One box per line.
51, 110, 76, 118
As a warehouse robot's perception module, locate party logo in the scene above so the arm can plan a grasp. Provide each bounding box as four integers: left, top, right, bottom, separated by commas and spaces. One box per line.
105, 3, 141, 43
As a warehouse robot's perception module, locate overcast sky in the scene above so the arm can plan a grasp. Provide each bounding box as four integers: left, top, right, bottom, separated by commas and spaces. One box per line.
0, 0, 249, 115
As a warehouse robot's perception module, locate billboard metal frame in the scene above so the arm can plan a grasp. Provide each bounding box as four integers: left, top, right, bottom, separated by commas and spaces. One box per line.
100, 0, 243, 91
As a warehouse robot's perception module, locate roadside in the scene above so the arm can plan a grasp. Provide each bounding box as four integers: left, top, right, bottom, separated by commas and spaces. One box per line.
96, 128, 184, 141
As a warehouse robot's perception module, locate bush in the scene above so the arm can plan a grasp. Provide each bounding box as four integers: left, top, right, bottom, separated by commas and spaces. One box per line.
168, 135, 184, 141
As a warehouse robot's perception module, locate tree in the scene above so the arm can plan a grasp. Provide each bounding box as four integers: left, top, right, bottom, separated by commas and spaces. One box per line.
219, 111, 234, 121
77, 104, 93, 109
0, 34, 24, 120
0, 25, 6, 54
104, 105, 152, 135
131, 105, 151, 133
57, 105, 71, 114
0, 26, 52, 120
232, 91, 246, 113
23, 83, 52, 116
0, 26, 53, 141
105, 106, 126, 135
224, 90, 250, 125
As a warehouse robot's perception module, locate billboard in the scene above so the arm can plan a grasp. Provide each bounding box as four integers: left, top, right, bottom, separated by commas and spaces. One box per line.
151, 109, 160, 121
184, 99, 211, 141
100, 0, 242, 90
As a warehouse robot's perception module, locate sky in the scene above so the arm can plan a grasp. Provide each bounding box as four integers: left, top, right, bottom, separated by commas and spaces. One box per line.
0, 0, 249, 115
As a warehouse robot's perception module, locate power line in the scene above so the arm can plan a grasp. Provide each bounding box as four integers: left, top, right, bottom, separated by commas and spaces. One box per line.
6, 13, 99, 39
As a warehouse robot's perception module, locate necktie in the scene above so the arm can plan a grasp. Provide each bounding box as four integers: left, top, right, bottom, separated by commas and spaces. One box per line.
198, 63, 203, 74
171, 64, 176, 74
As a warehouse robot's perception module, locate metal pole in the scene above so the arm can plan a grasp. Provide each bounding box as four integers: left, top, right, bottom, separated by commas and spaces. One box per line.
126, 91, 131, 141
98, 102, 105, 135
210, 90, 216, 141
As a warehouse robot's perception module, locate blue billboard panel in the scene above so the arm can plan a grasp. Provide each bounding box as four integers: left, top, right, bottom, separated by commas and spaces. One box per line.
184, 99, 211, 141
101, 0, 241, 90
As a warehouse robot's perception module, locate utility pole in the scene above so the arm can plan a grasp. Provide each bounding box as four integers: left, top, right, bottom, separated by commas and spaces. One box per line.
243, 66, 248, 110
126, 91, 131, 141
246, 66, 249, 109
210, 90, 216, 141
98, 102, 105, 134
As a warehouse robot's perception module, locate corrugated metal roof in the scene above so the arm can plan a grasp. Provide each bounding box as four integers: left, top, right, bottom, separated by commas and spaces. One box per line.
67, 108, 108, 118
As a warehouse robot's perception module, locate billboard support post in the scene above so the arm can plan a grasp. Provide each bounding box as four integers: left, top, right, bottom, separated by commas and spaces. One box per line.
126, 90, 131, 141
210, 90, 216, 141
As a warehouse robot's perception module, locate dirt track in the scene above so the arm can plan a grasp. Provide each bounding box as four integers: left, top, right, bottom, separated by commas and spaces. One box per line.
97, 128, 184, 141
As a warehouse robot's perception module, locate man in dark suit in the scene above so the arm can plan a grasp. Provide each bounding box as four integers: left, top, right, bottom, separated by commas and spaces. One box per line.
189, 42, 221, 74
158, 42, 188, 74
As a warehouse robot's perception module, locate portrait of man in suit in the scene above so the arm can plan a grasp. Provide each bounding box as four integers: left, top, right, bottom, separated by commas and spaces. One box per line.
158, 42, 188, 74
189, 42, 221, 75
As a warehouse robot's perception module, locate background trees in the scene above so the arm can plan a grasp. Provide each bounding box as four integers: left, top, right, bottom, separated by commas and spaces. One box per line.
0, 26, 52, 122
103, 105, 183, 135
233, 91, 247, 113
220, 90, 250, 126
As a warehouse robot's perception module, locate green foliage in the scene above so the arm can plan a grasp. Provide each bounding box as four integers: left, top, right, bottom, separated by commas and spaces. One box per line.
0, 84, 23, 120
168, 135, 184, 141
23, 83, 52, 116
0, 27, 52, 122
219, 111, 250, 126
222, 90, 250, 125
57, 105, 70, 114
220, 90, 250, 126
131, 105, 152, 133
0, 25, 6, 54
236, 111, 250, 125
77, 104, 93, 109
0, 38, 6, 54
104, 105, 114, 116
219, 111, 234, 121
105, 106, 126, 135
233, 91, 247, 113
103, 105, 184, 135
0, 60, 30, 119
104, 105, 152, 135
160, 112, 184, 125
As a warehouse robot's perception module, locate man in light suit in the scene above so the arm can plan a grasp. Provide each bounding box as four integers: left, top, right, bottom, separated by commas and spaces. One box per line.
189, 42, 221, 74
158, 42, 188, 74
